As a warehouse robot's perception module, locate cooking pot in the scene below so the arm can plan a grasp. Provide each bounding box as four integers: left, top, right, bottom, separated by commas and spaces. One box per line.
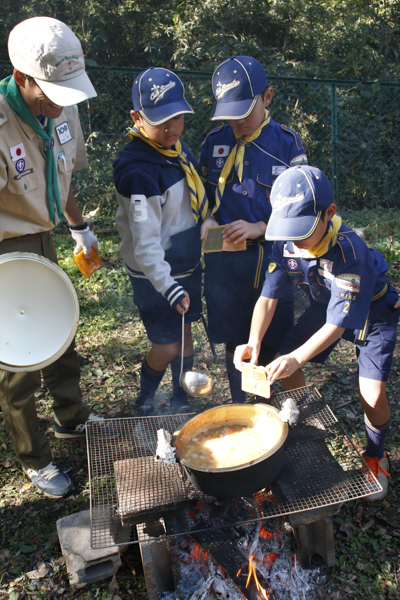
173, 403, 288, 499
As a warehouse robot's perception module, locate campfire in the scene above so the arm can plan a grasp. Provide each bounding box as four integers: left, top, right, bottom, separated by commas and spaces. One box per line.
86, 386, 382, 598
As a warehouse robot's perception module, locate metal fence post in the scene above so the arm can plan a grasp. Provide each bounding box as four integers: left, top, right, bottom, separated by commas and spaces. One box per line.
330, 83, 338, 202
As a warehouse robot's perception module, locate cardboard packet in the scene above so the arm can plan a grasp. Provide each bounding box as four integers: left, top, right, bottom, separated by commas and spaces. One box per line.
202, 225, 247, 253
241, 363, 271, 399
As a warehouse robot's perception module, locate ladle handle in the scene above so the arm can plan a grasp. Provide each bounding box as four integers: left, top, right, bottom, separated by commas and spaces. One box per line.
180, 309, 184, 379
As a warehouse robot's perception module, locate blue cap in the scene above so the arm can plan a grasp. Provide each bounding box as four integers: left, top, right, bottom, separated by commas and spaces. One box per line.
132, 67, 194, 126
265, 166, 335, 241
210, 56, 268, 121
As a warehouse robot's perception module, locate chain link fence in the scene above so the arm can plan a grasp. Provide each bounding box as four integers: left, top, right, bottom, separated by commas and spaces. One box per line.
1, 62, 400, 216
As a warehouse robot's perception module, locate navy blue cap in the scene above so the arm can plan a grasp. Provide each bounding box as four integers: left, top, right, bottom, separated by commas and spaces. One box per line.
132, 67, 194, 126
210, 56, 268, 121
265, 166, 335, 241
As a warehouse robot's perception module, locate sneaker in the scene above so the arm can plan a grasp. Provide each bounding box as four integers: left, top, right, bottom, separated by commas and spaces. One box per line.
362, 453, 390, 502
22, 461, 74, 498
53, 412, 104, 439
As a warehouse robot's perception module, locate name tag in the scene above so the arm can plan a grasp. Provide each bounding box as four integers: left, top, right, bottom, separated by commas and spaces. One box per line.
272, 165, 286, 175
56, 121, 73, 145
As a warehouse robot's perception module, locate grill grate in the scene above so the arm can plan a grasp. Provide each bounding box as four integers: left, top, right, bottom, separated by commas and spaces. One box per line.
87, 386, 380, 549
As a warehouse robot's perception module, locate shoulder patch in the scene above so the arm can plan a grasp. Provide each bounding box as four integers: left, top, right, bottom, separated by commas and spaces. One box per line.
336, 233, 357, 264
0, 111, 8, 126
290, 153, 308, 167
281, 124, 301, 151
268, 262, 277, 273
201, 124, 225, 146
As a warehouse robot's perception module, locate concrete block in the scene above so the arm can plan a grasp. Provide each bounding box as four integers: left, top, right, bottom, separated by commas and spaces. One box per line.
57, 509, 122, 585
137, 519, 181, 600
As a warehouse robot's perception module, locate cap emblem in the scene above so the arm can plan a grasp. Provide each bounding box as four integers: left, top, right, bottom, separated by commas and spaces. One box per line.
274, 191, 304, 212
150, 81, 176, 104
215, 79, 240, 100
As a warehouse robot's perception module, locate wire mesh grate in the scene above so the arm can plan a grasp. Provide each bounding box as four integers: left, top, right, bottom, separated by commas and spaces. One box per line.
87, 386, 380, 549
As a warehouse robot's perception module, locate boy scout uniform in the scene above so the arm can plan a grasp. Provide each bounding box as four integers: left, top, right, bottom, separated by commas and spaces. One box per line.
0, 96, 91, 470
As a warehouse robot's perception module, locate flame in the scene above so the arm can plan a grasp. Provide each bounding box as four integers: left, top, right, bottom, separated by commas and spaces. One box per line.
246, 554, 270, 599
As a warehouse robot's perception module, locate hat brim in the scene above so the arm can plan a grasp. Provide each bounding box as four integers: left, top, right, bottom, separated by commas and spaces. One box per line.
34, 71, 97, 107
210, 95, 258, 121
265, 213, 321, 241
140, 100, 194, 126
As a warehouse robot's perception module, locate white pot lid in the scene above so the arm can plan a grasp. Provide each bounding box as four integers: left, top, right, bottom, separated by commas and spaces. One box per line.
0, 252, 79, 372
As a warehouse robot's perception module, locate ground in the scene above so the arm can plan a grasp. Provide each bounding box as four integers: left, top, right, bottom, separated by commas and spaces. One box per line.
0, 208, 400, 599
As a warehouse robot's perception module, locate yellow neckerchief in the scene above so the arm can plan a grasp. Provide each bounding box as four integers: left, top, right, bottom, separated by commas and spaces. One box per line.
292, 214, 343, 258
129, 127, 208, 222
213, 109, 271, 215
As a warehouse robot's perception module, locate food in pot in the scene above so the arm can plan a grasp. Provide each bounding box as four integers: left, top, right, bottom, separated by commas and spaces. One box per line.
181, 415, 282, 469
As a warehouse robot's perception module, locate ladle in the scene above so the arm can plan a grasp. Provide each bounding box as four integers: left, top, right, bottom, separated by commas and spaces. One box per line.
179, 310, 215, 397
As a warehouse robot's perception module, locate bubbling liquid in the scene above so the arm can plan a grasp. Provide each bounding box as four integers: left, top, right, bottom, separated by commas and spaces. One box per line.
181, 417, 281, 469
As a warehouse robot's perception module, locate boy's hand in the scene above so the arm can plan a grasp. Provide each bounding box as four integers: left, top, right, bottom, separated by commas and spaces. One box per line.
176, 291, 190, 314
223, 220, 266, 243
266, 355, 302, 384
234, 343, 260, 370
200, 216, 218, 240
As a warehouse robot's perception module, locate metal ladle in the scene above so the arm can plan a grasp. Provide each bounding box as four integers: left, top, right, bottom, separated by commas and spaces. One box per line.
179, 310, 215, 397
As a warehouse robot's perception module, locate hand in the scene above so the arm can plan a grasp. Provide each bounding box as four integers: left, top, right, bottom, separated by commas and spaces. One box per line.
223, 220, 265, 244
200, 217, 218, 240
175, 291, 190, 314
266, 355, 302, 384
70, 225, 99, 258
234, 343, 260, 371
394, 297, 400, 310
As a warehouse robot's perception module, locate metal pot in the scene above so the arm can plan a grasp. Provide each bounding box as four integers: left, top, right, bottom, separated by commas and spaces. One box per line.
173, 403, 288, 499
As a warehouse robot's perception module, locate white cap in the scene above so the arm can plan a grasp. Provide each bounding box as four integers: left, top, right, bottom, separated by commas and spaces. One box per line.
8, 16, 97, 107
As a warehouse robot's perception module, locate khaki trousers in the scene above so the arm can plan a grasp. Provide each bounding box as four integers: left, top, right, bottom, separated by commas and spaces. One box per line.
0, 232, 90, 469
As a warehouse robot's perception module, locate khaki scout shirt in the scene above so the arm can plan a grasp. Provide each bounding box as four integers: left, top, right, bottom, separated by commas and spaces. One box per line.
0, 94, 88, 241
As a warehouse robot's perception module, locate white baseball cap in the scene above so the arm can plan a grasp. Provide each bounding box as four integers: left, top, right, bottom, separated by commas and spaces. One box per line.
8, 16, 97, 107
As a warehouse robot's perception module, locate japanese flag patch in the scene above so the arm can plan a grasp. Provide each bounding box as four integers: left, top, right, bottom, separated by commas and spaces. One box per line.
10, 143, 26, 162
213, 145, 230, 157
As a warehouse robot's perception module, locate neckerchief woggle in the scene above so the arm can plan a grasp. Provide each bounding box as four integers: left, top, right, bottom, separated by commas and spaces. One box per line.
287, 214, 343, 258
213, 109, 271, 215
128, 127, 208, 222
0, 75, 65, 225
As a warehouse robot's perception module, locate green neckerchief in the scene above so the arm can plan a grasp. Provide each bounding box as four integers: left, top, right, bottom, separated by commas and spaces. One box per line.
0, 75, 65, 224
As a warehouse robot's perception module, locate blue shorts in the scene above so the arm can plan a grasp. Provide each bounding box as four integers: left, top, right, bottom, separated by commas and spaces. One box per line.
204, 240, 294, 348
129, 264, 202, 345
279, 288, 399, 382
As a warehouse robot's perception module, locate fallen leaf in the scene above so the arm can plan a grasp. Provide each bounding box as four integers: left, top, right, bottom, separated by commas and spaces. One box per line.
339, 520, 354, 538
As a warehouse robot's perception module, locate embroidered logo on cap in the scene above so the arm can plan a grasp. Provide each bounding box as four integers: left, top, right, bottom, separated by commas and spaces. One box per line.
10, 143, 26, 162
215, 80, 240, 100
149, 81, 176, 104
274, 191, 304, 212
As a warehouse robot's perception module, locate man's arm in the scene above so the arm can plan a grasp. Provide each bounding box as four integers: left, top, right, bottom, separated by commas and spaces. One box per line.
64, 184, 85, 226
267, 323, 345, 383
234, 296, 278, 369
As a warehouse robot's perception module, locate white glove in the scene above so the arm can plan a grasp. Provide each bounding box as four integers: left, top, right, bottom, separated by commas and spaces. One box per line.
70, 225, 99, 258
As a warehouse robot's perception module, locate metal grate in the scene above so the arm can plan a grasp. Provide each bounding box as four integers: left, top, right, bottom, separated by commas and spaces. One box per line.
87, 386, 380, 549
